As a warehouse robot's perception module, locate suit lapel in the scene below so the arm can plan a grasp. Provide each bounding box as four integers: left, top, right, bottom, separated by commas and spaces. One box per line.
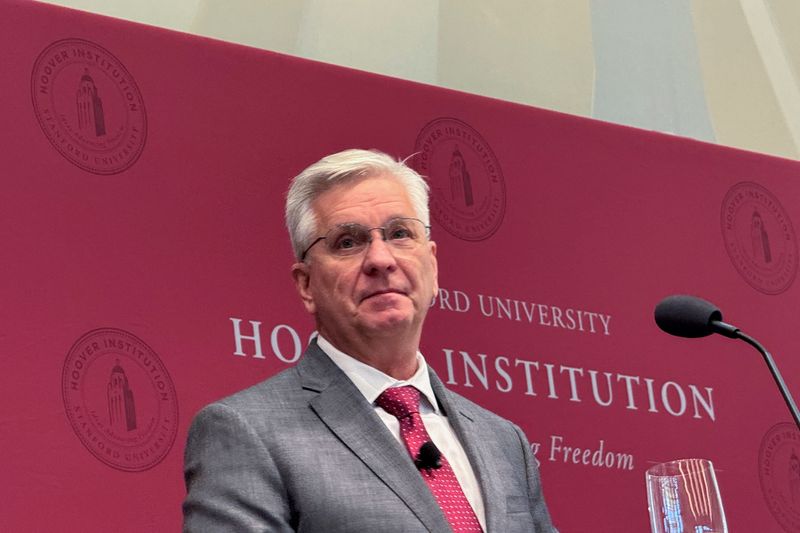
297, 344, 451, 532
430, 371, 508, 533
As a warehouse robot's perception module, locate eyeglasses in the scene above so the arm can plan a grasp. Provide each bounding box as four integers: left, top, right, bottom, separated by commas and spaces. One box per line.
300, 217, 431, 261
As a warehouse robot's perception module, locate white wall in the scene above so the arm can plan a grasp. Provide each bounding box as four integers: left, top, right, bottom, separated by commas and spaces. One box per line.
39, 0, 800, 159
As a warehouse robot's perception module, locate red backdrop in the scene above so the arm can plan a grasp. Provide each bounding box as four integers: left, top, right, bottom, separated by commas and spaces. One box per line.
2, 1, 799, 531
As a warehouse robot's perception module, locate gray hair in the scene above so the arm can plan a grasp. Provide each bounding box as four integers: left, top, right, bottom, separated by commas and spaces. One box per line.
285, 148, 430, 260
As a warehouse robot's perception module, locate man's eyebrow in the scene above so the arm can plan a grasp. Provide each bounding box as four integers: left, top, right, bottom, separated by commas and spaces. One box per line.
328, 215, 417, 227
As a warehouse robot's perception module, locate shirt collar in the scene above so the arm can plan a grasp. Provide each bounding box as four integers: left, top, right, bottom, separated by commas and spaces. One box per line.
316, 334, 441, 413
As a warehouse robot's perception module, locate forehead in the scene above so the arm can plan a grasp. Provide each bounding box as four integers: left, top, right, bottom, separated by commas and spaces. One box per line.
312, 174, 414, 226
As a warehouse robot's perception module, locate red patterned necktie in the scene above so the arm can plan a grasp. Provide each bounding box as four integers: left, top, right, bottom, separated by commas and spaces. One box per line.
376, 385, 483, 532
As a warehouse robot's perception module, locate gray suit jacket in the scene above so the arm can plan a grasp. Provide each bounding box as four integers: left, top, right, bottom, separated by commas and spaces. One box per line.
183, 342, 556, 532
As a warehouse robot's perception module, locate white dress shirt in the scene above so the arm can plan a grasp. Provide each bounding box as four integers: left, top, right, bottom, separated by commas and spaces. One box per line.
317, 335, 487, 530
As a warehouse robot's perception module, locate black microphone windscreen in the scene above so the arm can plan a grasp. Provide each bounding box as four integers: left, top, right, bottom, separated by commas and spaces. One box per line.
654, 295, 723, 338
416, 441, 442, 470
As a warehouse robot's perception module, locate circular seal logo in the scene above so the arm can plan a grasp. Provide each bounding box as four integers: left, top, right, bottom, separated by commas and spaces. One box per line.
759, 423, 800, 532
413, 117, 506, 241
31, 39, 147, 174
62, 328, 178, 471
721, 182, 797, 294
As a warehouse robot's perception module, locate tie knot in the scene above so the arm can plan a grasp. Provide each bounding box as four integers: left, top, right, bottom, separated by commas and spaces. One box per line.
376, 385, 421, 419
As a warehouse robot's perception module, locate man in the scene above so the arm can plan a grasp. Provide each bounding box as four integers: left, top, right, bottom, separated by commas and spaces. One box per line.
183, 149, 556, 532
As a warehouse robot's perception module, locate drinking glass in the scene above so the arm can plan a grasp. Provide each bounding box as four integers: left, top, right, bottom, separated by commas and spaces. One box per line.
646, 458, 728, 533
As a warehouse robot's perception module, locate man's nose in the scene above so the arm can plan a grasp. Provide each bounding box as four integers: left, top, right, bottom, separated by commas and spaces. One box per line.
362, 229, 397, 273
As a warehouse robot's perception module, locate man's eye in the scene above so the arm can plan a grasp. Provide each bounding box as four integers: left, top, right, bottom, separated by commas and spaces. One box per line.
331, 228, 369, 251
388, 226, 413, 240
334, 235, 358, 249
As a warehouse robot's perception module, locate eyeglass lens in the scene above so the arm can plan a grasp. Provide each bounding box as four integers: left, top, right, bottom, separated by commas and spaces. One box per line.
325, 218, 427, 256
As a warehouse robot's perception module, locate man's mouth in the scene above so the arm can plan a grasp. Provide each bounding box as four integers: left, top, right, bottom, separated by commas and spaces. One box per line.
362, 289, 406, 301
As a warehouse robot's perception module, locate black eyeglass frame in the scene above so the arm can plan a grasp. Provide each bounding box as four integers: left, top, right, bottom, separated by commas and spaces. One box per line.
299, 217, 431, 261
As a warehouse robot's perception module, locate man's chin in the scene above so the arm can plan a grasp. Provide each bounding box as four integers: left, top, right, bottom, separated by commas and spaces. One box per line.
359, 309, 415, 334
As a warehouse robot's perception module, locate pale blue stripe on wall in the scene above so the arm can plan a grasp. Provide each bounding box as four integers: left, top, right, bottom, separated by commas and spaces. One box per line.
590, 0, 715, 142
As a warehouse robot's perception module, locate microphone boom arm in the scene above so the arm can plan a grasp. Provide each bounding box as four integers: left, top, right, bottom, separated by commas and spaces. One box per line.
734, 329, 800, 428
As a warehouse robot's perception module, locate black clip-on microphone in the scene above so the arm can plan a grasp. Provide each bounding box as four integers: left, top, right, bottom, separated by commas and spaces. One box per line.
655, 294, 800, 429
415, 441, 443, 473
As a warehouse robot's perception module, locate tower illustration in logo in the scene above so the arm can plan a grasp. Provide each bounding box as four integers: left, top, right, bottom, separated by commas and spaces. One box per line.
449, 146, 474, 207
76, 68, 106, 137
751, 210, 772, 264
108, 359, 137, 432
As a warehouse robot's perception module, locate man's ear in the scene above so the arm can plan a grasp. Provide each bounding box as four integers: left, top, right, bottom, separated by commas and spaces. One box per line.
291, 262, 316, 314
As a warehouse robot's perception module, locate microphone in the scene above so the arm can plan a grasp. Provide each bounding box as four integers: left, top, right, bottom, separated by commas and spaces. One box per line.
654, 294, 738, 338
415, 441, 442, 472
654, 294, 800, 428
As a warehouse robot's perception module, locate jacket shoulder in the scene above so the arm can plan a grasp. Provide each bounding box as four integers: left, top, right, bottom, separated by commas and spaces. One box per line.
215, 365, 302, 410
